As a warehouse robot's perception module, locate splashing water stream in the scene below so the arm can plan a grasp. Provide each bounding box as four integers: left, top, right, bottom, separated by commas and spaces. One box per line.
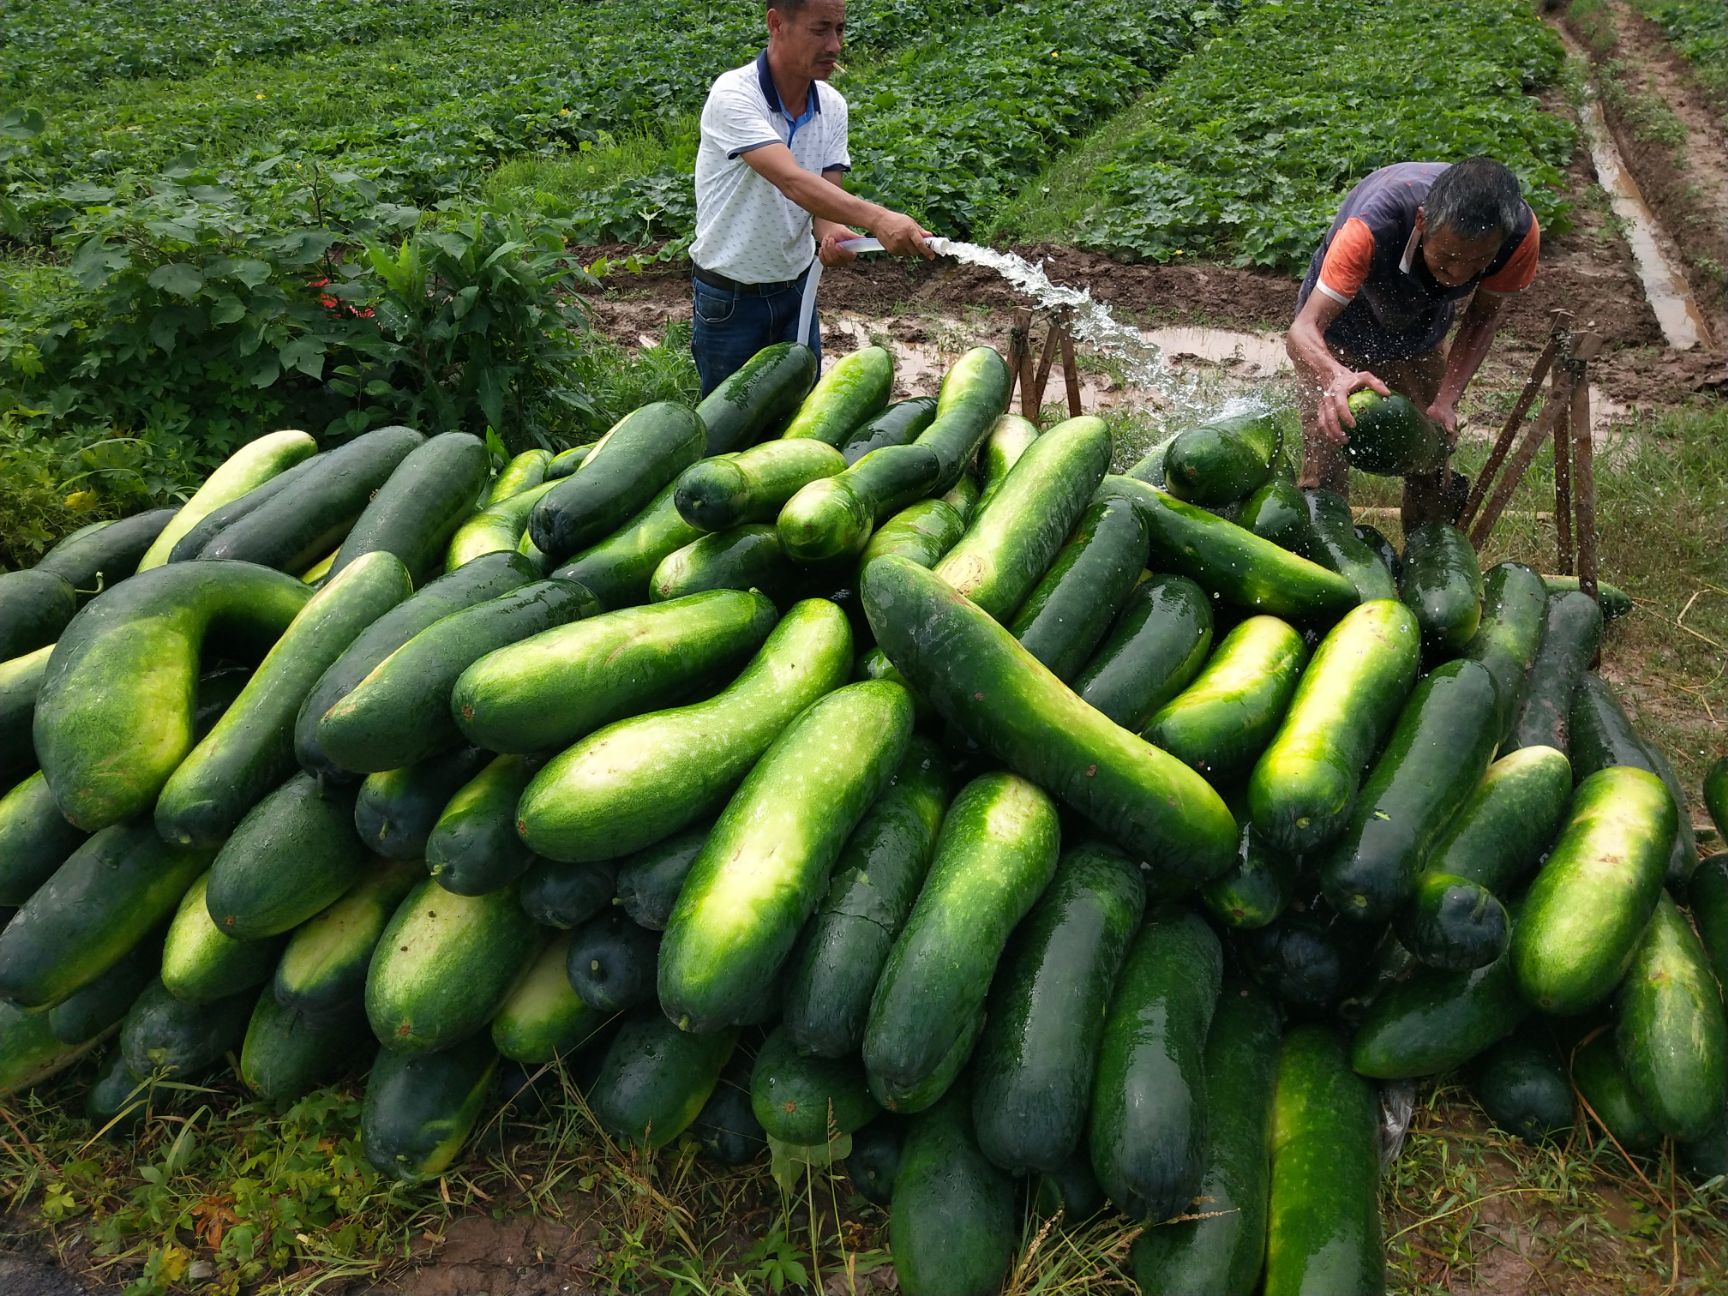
808, 237, 1633, 454
925, 237, 1272, 428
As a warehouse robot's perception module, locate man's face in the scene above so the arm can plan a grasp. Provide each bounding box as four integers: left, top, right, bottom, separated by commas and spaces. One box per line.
1416, 210, 1505, 288
769, 0, 846, 81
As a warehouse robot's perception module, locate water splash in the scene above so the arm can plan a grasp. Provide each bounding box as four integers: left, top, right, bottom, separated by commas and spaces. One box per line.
927, 237, 1272, 430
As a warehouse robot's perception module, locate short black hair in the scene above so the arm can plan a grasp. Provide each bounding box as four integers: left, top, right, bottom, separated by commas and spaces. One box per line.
767, 0, 811, 13
1425, 157, 1524, 241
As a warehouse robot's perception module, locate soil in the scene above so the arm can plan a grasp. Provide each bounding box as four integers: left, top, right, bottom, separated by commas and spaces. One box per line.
359, 1211, 597, 1296
0, 1217, 102, 1296
0, 1250, 94, 1296
354, 1170, 900, 1296
1560, 0, 1728, 344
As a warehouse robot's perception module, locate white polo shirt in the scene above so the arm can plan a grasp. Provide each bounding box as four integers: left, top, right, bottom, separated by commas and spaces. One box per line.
691, 51, 851, 285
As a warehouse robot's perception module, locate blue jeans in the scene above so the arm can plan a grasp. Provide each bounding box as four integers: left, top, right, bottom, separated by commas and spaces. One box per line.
691, 268, 821, 398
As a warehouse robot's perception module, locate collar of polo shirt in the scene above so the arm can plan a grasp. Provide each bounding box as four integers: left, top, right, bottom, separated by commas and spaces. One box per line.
756, 49, 821, 146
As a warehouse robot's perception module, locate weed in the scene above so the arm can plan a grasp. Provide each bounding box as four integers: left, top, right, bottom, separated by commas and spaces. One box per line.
1568, 0, 1622, 57
1599, 64, 1691, 149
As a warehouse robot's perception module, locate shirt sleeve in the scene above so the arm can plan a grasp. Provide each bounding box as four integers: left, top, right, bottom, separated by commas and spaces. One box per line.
1315, 217, 1374, 303
826, 92, 851, 172
701, 81, 781, 160
1479, 215, 1541, 294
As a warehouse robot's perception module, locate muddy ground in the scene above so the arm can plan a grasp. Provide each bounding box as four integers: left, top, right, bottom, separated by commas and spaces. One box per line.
591, 232, 1728, 411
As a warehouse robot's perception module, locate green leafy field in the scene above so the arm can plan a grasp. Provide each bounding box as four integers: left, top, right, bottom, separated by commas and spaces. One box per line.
1629, 0, 1728, 111
0, 0, 1021, 546
2, 0, 562, 92
993, 0, 1574, 270
5, 0, 774, 235
488, 0, 1241, 245
1, 0, 1007, 240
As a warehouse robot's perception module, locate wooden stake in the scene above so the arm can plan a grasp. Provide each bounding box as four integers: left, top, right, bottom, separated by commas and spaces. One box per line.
1016, 310, 1039, 422
1032, 320, 1062, 415
1006, 307, 1031, 413
1458, 319, 1564, 530
1468, 384, 1564, 550
1570, 334, 1603, 610
1553, 358, 1575, 575
1059, 327, 1082, 417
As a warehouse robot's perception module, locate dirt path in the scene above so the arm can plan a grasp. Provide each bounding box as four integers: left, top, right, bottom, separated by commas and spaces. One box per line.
1560, 0, 1728, 345
358, 1212, 595, 1296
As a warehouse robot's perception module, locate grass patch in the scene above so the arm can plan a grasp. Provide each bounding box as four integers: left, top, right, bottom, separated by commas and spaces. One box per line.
1568, 0, 1622, 57
567, 320, 700, 423
1600, 61, 1692, 150
2, 1076, 440, 1294
484, 125, 700, 249
1385, 1084, 1728, 1294
979, 83, 1167, 253
0, 414, 123, 569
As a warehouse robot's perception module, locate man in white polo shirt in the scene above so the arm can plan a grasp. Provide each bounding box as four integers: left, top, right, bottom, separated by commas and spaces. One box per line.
690, 0, 932, 396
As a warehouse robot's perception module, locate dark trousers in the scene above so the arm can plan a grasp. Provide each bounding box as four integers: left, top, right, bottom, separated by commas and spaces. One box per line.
690, 268, 821, 398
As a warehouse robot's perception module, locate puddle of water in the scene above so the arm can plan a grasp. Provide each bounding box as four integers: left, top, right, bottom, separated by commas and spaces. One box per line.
793, 233, 1648, 454
821, 314, 1277, 425
1576, 97, 1712, 351
1143, 326, 1289, 378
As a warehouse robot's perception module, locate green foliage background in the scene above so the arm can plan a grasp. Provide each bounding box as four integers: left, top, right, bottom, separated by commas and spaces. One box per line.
0, 0, 1579, 562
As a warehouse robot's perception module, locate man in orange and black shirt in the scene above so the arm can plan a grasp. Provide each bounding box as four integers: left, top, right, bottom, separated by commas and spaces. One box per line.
1286, 157, 1541, 527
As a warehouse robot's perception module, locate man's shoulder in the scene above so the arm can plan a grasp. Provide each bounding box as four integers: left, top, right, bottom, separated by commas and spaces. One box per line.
814, 79, 848, 113
1345, 163, 1438, 234
707, 61, 766, 105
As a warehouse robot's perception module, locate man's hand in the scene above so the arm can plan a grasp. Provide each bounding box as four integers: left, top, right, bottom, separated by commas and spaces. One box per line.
1316, 369, 1391, 444
817, 227, 860, 267
1426, 397, 1460, 447
870, 209, 934, 259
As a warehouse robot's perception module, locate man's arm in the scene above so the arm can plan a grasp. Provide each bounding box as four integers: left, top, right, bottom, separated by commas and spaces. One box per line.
1287, 290, 1389, 443
1427, 290, 1507, 443
742, 142, 932, 257
1427, 215, 1538, 439
813, 170, 861, 266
